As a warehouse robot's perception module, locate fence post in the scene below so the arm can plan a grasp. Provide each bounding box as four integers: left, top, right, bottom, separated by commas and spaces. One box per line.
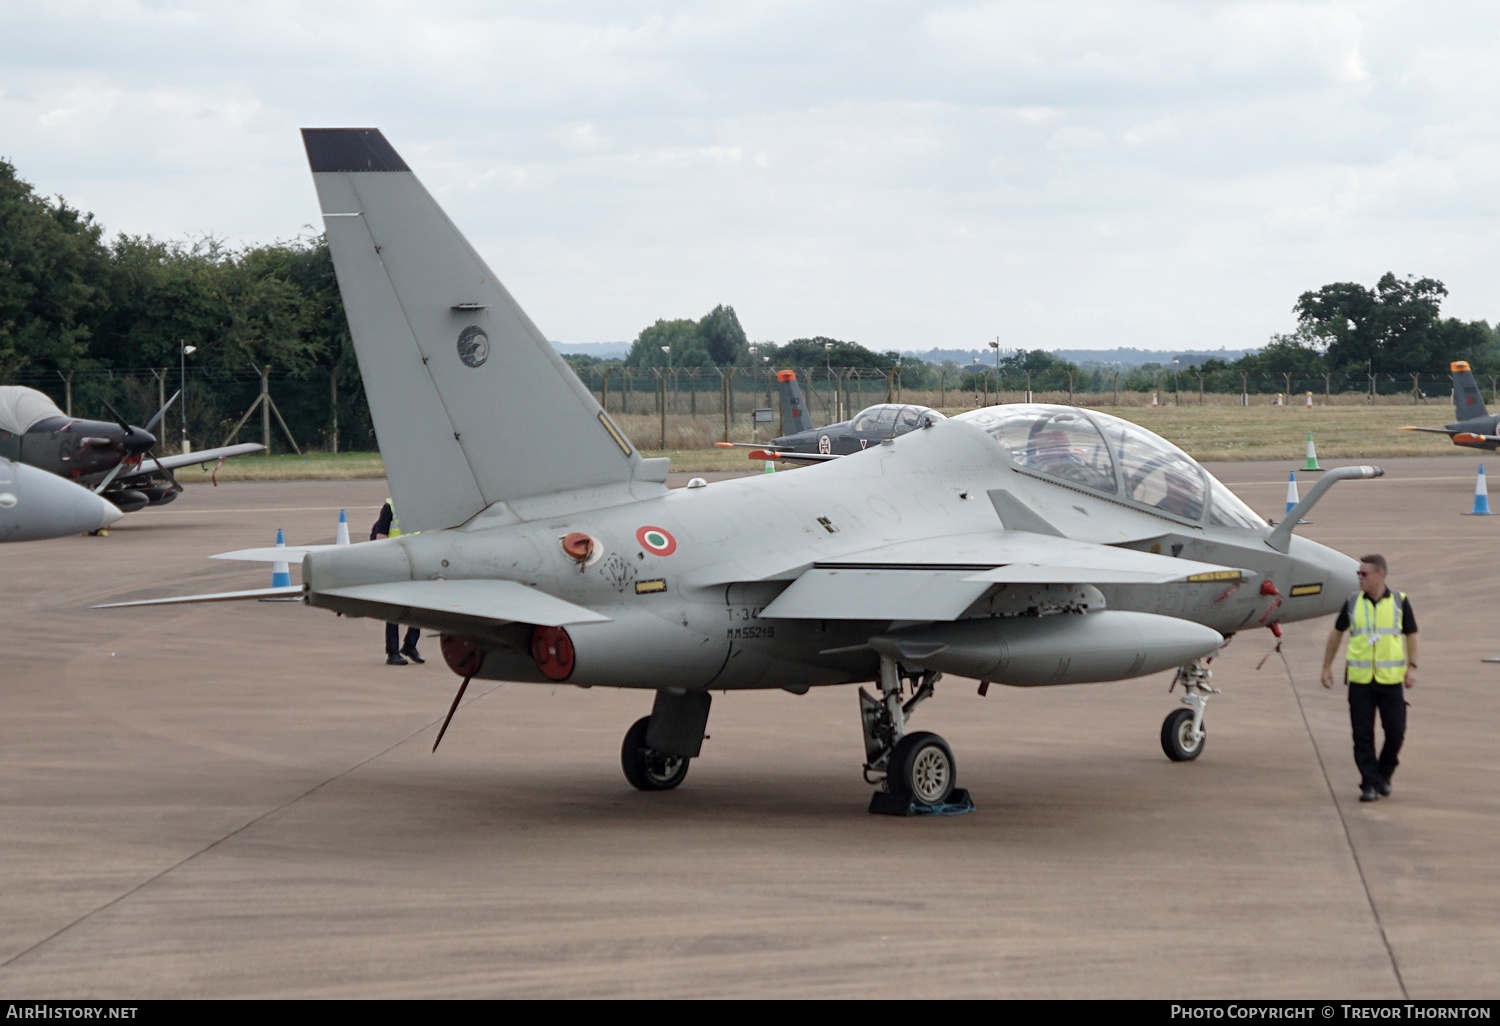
720, 370, 730, 443
1240, 372, 1249, 407
1113, 371, 1120, 407
330, 368, 339, 453
1324, 373, 1331, 406
939, 369, 947, 409
261, 366, 272, 453
1196, 370, 1205, 405
657, 370, 666, 449
1411, 373, 1421, 404
885, 370, 894, 404
1068, 371, 1074, 406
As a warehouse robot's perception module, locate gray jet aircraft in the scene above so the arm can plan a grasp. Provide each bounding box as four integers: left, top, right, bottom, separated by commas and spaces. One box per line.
1401, 361, 1500, 450
718, 369, 944, 463
101, 128, 1379, 814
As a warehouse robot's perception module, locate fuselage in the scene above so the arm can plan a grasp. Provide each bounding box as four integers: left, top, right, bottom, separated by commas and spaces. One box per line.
305, 406, 1358, 692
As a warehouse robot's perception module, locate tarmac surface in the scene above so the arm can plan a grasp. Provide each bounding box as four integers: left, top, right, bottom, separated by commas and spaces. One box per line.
1, 456, 1497, 998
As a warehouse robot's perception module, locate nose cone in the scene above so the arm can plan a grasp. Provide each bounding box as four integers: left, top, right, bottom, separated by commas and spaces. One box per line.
0, 460, 124, 541
123, 427, 155, 455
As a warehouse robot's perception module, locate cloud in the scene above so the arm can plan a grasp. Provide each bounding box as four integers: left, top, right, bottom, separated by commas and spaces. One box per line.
2, 1, 1499, 351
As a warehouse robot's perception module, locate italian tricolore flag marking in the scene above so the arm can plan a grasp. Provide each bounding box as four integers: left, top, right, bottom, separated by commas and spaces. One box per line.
636, 525, 677, 556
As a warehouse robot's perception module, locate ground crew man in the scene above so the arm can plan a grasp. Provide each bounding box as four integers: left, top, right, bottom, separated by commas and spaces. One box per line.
371, 498, 423, 666
1320, 554, 1417, 802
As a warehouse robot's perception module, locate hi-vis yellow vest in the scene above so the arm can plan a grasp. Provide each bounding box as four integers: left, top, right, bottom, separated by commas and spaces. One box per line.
1346, 590, 1407, 684
385, 497, 401, 538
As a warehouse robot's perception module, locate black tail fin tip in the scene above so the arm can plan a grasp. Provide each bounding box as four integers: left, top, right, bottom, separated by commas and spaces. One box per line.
302, 128, 410, 174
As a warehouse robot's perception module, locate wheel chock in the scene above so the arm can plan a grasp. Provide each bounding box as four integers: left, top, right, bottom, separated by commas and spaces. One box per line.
868, 787, 975, 817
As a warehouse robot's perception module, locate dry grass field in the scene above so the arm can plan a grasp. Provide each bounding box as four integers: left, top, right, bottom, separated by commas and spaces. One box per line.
203, 399, 1469, 480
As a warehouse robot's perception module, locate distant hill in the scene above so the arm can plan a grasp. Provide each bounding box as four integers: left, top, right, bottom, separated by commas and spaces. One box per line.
551, 341, 1257, 367
551, 341, 632, 358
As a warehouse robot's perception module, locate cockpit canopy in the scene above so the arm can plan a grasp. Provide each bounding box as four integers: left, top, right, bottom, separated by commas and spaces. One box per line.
955, 404, 1264, 529
848, 404, 945, 435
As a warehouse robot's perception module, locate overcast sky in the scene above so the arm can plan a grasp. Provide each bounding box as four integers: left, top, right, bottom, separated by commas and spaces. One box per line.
3, 1, 1497, 352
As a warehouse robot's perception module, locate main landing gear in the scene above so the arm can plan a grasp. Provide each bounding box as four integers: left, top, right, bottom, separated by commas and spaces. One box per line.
860, 657, 974, 816
1161, 658, 1220, 761
620, 690, 711, 792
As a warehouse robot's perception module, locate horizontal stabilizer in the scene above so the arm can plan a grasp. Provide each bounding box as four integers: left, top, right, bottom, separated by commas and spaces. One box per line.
314, 579, 610, 627
212, 544, 340, 564
95, 586, 303, 608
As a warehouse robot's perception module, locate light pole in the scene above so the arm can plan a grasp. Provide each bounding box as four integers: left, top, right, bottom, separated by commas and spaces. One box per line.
1172, 358, 1180, 406
180, 343, 197, 453
824, 341, 835, 419
990, 338, 1001, 400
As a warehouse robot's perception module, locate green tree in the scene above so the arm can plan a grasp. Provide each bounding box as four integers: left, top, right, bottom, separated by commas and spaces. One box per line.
0, 160, 109, 380
1295, 273, 1448, 375
697, 304, 747, 365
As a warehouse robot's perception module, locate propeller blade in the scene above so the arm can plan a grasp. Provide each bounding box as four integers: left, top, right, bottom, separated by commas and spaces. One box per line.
95, 395, 133, 434
143, 390, 180, 434
432, 675, 473, 753
92, 458, 128, 495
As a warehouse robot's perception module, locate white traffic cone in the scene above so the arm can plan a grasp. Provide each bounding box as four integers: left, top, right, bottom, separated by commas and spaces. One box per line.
1151, 393, 1159, 407
335, 508, 350, 545
1464, 464, 1493, 515
1305, 391, 1314, 409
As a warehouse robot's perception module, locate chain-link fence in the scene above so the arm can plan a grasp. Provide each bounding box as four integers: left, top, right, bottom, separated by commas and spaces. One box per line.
6, 364, 1487, 455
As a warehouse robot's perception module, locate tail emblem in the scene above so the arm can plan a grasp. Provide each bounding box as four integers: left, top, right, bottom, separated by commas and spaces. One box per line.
457, 326, 490, 368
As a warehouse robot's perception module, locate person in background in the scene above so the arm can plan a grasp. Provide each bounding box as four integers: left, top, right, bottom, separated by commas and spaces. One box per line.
371, 498, 423, 665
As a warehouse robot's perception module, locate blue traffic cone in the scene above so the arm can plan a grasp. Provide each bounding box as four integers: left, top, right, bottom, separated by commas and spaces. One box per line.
335, 508, 350, 545
271, 527, 292, 587
1284, 472, 1310, 525
1464, 464, 1493, 515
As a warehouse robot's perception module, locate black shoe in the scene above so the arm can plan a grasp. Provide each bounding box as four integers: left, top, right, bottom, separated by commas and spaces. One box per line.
1376, 779, 1392, 797
401, 647, 425, 664
386, 654, 408, 666
1359, 786, 1380, 802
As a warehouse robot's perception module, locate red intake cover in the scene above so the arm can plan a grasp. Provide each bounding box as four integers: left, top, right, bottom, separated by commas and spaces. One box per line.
440, 634, 485, 677
531, 625, 575, 682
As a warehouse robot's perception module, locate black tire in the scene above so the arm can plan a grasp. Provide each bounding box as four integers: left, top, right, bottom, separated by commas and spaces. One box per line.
1161, 707, 1205, 761
888, 731, 956, 806
621, 716, 690, 791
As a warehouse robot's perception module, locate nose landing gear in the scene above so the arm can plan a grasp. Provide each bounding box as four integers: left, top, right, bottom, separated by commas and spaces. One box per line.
1162, 659, 1219, 761
862, 657, 974, 816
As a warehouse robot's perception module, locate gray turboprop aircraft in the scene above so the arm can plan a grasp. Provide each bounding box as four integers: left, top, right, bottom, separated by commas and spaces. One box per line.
101, 128, 1380, 814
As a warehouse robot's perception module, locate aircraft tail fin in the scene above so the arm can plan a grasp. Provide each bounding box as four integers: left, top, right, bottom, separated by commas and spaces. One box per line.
777, 370, 815, 435
302, 129, 665, 532
1452, 361, 1489, 420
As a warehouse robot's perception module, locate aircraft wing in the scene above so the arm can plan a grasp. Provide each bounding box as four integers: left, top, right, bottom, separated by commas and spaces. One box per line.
757, 532, 1249, 621
127, 443, 266, 476
1400, 426, 1500, 443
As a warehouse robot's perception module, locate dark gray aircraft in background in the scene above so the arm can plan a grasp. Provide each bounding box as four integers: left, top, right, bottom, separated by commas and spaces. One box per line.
719, 369, 945, 463
1402, 361, 1500, 451
0, 385, 263, 513
103, 128, 1383, 815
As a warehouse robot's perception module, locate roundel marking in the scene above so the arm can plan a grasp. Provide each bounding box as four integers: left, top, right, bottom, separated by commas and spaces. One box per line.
636, 525, 677, 556
457, 325, 490, 368
818, 434, 832, 455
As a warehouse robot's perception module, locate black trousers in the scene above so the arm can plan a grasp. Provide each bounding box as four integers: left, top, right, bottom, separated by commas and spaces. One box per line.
386, 623, 420, 656
1348, 682, 1406, 788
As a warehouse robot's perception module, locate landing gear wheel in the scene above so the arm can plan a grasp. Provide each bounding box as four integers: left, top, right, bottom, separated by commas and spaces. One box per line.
887, 731, 956, 806
621, 716, 690, 791
1161, 707, 1205, 761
